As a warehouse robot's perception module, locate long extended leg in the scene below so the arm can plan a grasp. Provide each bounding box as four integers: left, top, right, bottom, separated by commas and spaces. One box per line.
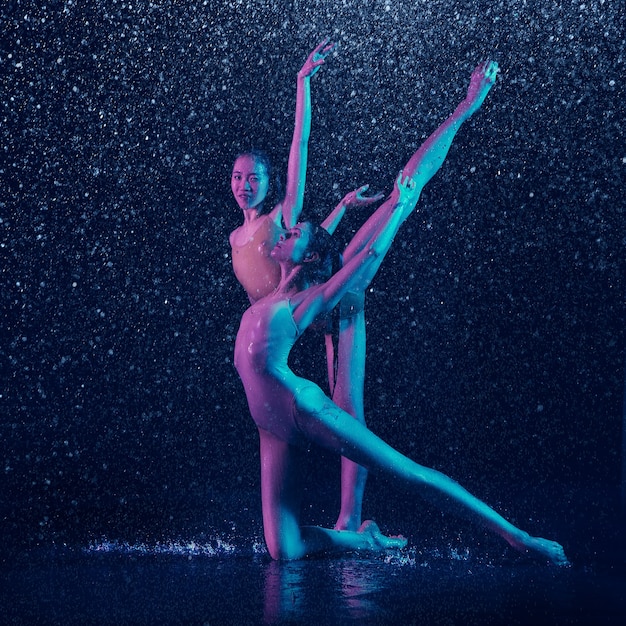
341, 61, 499, 265
292, 385, 569, 566
331, 63, 499, 531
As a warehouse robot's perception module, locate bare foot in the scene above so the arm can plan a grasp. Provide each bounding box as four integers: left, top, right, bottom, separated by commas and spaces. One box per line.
464, 60, 499, 117
358, 520, 408, 552
510, 533, 570, 566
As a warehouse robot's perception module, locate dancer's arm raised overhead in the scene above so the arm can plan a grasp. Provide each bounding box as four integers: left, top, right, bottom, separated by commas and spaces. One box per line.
291, 61, 500, 329
279, 38, 335, 228
230, 40, 334, 303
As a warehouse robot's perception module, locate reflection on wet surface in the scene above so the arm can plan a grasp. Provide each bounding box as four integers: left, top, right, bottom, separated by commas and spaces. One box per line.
2, 543, 624, 625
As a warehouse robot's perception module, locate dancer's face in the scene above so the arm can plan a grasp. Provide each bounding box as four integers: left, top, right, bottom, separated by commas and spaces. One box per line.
271, 223, 313, 264
231, 155, 269, 210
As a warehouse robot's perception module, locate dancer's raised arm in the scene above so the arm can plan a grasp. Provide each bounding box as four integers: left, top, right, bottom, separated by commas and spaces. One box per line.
280, 39, 335, 228
291, 61, 500, 329
291, 174, 420, 330
320, 185, 384, 235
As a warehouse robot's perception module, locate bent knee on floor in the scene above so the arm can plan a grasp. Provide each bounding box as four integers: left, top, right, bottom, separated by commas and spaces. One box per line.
265, 536, 305, 561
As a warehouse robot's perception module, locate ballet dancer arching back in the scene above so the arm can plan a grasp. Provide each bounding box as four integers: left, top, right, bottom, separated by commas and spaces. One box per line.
234, 61, 569, 566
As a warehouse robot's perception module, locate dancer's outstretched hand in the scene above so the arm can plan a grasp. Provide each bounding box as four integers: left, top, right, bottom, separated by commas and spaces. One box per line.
395, 172, 420, 206
340, 184, 385, 209
298, 38, 335, 79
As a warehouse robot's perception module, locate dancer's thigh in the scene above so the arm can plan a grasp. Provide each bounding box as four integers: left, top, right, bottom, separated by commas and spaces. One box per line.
258, 428, 307, 559
293, 383, 414, 481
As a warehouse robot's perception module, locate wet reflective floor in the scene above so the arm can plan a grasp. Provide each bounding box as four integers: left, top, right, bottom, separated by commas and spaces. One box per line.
2, 482, 624, 624
2, 542, 625, 625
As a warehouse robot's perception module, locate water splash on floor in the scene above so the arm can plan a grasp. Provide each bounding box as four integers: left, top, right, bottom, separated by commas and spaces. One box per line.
85, 535, 268, 557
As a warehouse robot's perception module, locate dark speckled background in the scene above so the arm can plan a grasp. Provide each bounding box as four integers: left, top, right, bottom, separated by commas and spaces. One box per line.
1, 0, 624, 560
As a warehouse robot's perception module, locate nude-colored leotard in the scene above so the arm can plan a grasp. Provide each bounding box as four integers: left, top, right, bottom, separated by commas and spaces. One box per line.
234, 296, 326, 445
231, 216, 283, 301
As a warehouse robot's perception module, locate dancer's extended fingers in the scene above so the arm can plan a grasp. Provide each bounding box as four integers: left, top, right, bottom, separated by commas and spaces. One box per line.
368, 191, 385, 202
402, 174, 416, 188
312, 37, 330, 55
355, 184, 371, 199
300, 38, 335, 77
312, 37, 335, 61
357, 185, 384, 204
486, 60, 499, 80
477, 60, 499, 81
